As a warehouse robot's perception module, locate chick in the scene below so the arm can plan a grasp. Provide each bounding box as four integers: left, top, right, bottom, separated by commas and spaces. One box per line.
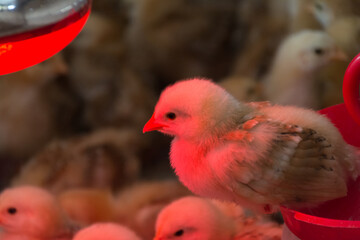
66, 13, 156, 130
154, 196, 236, 240
264, 30, 346, 109
73, 223, 141, 240
287, 0, 322, 31
11, 128, 141, 193
154, 196, 282, 240
57, 188, 116, 225
126, 0, 237, 85
0, 186, 79, 240
143, 78, 359, 214
308, 0, 360, 28
114, 180, 192, 240
0, 53, 80, 189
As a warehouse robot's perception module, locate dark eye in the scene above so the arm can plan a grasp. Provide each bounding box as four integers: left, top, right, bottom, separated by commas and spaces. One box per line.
314, 48, 324, 55
7, 207, 17, 215
315, 2, 323, 10
174, 229, 184, 237
166, 112, 176, 120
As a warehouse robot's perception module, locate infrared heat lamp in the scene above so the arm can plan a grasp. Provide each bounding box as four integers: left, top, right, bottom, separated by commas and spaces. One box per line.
0, 0, 91, 75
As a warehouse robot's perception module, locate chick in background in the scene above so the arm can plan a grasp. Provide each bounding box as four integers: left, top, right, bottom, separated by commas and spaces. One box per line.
57, 188, 116, 226
308, 0, 360, 28
154, 196, 282, 240
264, 30, 347, 109
73, 223, 142, 240
0, 186, 80, 240
0, 53, 80, 190
11, 128, 141, 194
114, 180, 191, 240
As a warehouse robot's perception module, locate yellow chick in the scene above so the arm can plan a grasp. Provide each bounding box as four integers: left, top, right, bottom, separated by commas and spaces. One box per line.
264, 30, 346, 109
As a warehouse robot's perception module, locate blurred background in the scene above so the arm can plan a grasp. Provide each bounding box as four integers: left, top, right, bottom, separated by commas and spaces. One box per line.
0, 0, 359, 237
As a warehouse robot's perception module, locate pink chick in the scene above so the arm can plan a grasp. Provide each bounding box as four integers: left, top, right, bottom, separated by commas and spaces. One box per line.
154, 196, 237, 240
73, 223, 141, 240
143, 78, 359, 213
0, 186, 79, 240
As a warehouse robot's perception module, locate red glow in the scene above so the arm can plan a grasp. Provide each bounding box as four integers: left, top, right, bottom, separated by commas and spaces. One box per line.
0, 6, 90, 75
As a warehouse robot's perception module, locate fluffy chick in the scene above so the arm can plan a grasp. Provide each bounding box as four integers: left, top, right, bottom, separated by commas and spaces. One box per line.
66, 13, 156, 130
11, 128, 141, 193
57, 188, 116, 225
114, 180, 191, 240
308, 0, 360, 28
0, 186, 79, 240
155, 196, 282, 240
73, 223, 141, 240
264, 30, 346, 109
126, 0, 237, 85
154, 196, 237, 240
143, 78, 359, 213
0, 53, 79, 189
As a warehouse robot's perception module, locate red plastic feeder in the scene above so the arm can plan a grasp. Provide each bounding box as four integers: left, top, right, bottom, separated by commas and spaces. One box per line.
280, 53, 360, 240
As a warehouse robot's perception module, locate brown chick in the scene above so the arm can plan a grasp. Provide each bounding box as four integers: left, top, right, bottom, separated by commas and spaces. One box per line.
11, 128, 141, 194
125, 0, 237, 85
0, 53, 80, 189
57, 188, 116, 226
65, 12, 156, 130
114, 180, 192, 240
230, 0, 289, 79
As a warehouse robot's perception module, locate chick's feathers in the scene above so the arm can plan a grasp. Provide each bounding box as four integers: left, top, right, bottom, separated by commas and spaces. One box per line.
146, 79, 359, 213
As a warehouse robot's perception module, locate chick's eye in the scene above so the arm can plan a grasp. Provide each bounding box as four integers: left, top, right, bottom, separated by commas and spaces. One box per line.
166, 112, 176, 120
315, 1, 323, 10
7, 207, 17, 215
314, 48, 324, 55
174, 229, 184, 237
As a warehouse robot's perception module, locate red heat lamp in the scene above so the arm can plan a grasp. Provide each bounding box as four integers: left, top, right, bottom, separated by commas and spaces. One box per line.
0, 0, 91, 75
281, 53, 360, 240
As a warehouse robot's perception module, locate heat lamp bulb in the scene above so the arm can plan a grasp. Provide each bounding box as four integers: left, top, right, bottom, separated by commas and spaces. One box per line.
0, 0, 91, 75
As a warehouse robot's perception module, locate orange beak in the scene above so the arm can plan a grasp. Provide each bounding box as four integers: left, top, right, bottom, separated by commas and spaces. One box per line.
331, 48, 348, 61
143, 113, 167, 133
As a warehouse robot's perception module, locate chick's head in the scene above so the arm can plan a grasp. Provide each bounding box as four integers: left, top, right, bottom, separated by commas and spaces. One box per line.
143, 79, 248, 141
0, 186, 65, 237
154, 197, 235, 240
282, 30, 346, 72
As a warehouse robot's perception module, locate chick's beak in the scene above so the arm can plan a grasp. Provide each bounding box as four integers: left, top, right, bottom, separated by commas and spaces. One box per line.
153, 235, 163, 240
143, 114, 167, 133
331, 48, 348, 61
